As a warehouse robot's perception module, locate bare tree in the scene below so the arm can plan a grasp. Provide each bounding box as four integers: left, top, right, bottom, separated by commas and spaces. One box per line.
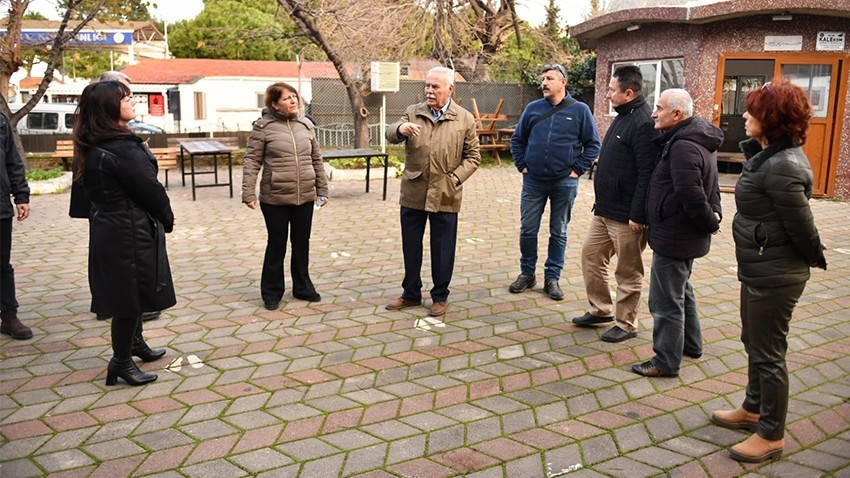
276, 0, 423, 148
1, 0, 108, 160
428, 0, 522, 81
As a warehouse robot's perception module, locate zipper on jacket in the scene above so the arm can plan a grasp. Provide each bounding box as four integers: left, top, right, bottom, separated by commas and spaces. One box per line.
287, 119, 301, 203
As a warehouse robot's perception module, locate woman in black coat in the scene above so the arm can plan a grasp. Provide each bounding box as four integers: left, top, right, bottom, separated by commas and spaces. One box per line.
72, 81, 176, 386
710, 78, 827, 462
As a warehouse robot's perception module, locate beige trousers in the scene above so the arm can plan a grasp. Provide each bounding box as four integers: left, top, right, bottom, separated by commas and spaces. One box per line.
581, 215, 648, 332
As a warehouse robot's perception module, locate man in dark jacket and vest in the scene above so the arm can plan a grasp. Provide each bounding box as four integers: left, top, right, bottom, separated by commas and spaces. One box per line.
509, 63, 601, 301
632, 88, 722, 378
573, 65, 659, 343
384, 67, 481, 317
1, 112, 33, 340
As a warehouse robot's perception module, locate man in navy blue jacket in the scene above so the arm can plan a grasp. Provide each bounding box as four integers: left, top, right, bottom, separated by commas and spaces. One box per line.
509, 63, 600, 300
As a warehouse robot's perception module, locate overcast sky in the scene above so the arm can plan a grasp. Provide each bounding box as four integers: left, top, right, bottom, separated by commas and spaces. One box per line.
25, 0, 593, 26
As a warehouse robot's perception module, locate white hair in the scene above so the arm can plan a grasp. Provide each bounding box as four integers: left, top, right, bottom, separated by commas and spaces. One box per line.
663, 88, 693, 117
99, 71, 131, 83
428, 66, 455, 86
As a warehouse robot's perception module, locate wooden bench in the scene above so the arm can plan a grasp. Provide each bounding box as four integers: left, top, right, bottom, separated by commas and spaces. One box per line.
717, 152, 745, 164
51, 139, 74, 171
149, 147, 179, 189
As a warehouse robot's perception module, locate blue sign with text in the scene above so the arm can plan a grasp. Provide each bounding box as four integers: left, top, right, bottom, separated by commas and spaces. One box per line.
0, 29, 133, 46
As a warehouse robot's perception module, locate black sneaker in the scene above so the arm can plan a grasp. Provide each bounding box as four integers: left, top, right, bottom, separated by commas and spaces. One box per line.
509, 274, 536, 293
543, 279, 564, 300
601, 325, 637, 343
572, 312, 614, 326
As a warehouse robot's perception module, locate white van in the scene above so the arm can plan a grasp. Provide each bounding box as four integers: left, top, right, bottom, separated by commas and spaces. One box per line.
8, 103, 77, 134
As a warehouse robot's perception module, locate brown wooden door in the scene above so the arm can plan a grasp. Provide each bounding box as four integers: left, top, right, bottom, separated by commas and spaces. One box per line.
714, 52, 848, 197
775, 59, 841, 196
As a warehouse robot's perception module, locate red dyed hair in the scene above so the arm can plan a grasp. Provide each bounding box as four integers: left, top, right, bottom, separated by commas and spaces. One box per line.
745, 77, 812, 145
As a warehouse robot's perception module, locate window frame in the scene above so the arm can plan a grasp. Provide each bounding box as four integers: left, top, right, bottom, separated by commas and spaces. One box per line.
609, 58, 685, 115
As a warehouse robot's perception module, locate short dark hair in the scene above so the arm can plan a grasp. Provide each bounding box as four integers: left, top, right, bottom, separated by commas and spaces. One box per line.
613, 65, 642, 94
264, 82, 299, 111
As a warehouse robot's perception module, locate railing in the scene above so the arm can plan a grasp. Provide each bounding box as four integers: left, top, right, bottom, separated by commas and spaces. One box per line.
314, 123, 384, 148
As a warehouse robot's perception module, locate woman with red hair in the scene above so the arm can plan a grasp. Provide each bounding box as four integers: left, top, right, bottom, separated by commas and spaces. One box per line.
711, 77, 827, 462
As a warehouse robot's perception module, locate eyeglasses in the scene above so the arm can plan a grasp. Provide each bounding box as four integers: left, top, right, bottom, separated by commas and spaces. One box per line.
542, 63, 567, 79
761, 81, 774, 97
121, 95, 135, 103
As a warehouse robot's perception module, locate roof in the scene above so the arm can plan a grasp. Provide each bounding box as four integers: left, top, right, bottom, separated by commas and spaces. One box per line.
118, 58, 457, 85
118, 58, 341, 84
572, 0, 850, 47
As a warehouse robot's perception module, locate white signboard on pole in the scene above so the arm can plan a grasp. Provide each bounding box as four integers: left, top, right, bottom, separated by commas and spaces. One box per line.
371, 62, 400, 92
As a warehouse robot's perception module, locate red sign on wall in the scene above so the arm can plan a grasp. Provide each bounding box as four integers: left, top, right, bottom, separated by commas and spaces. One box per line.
149, 94, 165, 116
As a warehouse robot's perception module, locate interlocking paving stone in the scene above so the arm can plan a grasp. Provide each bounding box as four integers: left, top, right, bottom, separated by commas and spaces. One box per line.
1, 169, 848, 477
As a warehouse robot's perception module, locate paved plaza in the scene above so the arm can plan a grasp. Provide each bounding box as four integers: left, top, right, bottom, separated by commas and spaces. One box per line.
1, 166, 849, 478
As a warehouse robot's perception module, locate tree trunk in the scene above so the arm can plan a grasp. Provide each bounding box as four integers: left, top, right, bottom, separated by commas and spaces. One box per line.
279, 0, 372, 149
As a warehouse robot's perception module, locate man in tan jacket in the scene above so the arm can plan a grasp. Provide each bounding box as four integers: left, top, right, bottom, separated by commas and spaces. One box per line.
385, 66, 480, 316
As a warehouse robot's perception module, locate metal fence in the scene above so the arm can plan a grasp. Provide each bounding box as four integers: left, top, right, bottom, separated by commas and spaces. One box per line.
309, 78, 543, 148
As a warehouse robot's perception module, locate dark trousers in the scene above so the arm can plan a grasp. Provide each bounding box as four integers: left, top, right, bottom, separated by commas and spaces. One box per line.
648, 252, 701, 374
259, 202, 315, 304
400, 206, 458, 303
112, 315, 140, 360
740, 281, 806, 440
1, 218, 17, 313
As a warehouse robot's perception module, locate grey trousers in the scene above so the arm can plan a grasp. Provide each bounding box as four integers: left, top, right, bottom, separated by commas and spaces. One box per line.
740, 281, 806, 440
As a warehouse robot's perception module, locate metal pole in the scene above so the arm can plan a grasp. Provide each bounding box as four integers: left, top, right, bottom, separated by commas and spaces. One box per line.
381, 93, 386, 154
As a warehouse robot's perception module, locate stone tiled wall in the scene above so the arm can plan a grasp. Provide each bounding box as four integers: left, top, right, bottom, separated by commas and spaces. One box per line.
592, 14, 850, 198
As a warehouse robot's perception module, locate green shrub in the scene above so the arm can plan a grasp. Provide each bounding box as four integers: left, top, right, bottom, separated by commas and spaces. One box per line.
26, 167, 64, 182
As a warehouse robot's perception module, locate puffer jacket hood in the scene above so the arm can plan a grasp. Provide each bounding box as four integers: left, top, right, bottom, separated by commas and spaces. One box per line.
656, 116, 723, 153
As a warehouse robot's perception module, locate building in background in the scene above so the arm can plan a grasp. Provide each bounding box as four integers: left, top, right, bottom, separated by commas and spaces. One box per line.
573, 0, 850, 198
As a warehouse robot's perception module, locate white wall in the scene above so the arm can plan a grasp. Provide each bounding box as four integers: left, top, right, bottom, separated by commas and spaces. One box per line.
175, 77, 314, 133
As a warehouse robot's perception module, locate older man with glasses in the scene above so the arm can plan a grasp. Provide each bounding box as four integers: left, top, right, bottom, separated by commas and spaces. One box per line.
509, 63, 600, 300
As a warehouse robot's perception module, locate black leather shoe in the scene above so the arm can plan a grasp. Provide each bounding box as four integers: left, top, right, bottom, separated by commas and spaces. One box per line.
543, 279, 564, 300
132, 343, 166, 362
263, 301, 280, 310
294, 291, 321, 302
572, 312, 614, 326
96, 314, 112, 321
684, 351, 703, 359
631, 360, 678, 378
105, 357, 157, 386
141, 311, 161, 322
601, 326, 637, 343
509, 274, 536, 293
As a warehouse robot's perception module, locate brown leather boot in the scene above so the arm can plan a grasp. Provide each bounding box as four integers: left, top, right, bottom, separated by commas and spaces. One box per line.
0, 311, 33, 340
711, 406, 759, 432
730, 433, 784, 463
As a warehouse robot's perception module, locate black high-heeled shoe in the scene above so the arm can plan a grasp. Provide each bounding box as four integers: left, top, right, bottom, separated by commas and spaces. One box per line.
133, 321, 166, 362
105, 357, 158, 386
132, 343, 166, 362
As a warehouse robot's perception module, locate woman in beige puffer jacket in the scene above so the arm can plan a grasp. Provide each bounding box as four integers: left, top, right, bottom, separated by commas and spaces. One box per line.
242, 82, 328, 310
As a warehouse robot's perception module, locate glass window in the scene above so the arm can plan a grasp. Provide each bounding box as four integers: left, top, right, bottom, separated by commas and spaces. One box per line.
611, 58, 685, 114
65, 114, 76, 129
782, 64, 832, 118
27, 113, 59, 130
194, 92, 206, 120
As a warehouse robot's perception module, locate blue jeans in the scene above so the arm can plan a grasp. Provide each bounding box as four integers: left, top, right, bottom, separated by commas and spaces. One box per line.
519, 174, 579, 281
648, 252, 702, 374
